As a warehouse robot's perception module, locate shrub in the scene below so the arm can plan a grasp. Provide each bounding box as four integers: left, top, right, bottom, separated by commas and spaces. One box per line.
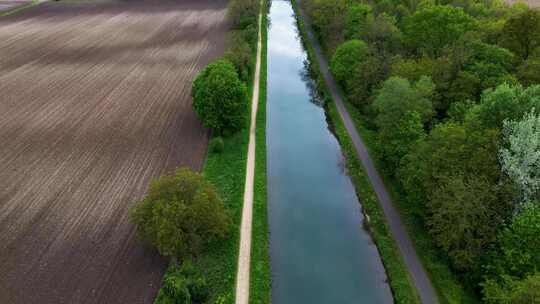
155, 262, 209, 304
209, 137, 225, 154
192, 59, 248, 135
129, 168, 230, 259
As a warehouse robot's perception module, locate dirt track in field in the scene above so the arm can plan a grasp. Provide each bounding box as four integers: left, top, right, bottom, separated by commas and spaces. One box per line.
0, 1, 228, 303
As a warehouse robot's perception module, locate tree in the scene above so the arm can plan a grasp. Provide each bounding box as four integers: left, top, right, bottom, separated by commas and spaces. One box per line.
344, 3, 372, 40
330, 40, 369, 89
517, 59, 540, 86
373, 76, 435, 130
378, 111, 425, 170
500, 110, 540, 204
192, 59, 248, 135
483, 205, 540, 303
129, 168, 230, 259
398, 121, 506, 272
227, 0, 259, 30
467, 83, 540, 130
428, 175, 501, 272
502, 10, 540, 61
483, 273, 540, 304
364, 13, 403, 56
306, 0, 347, 53
224, 31, 254, 82
404, 5, 474, 57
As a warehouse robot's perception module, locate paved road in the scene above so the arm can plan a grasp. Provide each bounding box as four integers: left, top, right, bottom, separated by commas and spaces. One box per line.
296, 1, 439, 303
235, 6, 263, 304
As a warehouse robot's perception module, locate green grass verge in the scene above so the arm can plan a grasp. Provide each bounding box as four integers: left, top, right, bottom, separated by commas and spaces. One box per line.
290, 1, 420, 303
196, 126, 249, 303
0, 0, 40, 17
249, 1, 270, 304
341, 102, 480, 304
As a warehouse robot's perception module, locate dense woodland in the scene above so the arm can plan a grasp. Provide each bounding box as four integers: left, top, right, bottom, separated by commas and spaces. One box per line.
302, 0, 540, 302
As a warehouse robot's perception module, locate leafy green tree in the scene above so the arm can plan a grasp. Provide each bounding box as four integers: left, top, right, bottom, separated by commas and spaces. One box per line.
500, 110, 540, 204
467, 83, 540, 130
192, 59, 248, 135
364, 13, 403, 56
483, 205, 540, 303
378, 111, 426, 170
390, 56, 438, 82
227, 0, 259, 30
399, 121, 506, 271
404, 5, 474, 57
129, 168, 230, 259
483, 273, 540, 304
373, 76, 435, 129
428, 175, 501, 272
344, 3, 372, 40
224, 31, 254, 82
330, 40, 369, 89
517, 59, 540, 86
502, 9, 540, 61
306, 0, 347, 53
348, 53, 390, 109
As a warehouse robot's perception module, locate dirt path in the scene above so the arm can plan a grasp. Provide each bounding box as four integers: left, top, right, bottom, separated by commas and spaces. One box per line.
295, 2, 439, 303
0, 1, 227, 303
235, 7, 263, 304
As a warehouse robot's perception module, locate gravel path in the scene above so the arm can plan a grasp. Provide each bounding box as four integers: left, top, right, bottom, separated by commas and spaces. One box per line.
296, 1, 439, 303
235, 8, 263, 304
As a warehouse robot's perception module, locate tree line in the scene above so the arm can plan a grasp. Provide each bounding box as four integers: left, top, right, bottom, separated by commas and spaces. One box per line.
303, 0, 540, 302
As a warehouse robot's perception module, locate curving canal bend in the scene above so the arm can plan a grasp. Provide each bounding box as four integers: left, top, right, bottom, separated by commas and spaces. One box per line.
266, 1, 394, 303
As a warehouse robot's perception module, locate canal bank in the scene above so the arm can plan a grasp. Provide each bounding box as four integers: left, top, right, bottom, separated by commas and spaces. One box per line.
266, 1, 393, 303
291, 0, 435, 303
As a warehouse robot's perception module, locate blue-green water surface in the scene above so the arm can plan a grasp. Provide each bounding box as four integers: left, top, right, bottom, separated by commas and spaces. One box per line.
266, 1, 394, 303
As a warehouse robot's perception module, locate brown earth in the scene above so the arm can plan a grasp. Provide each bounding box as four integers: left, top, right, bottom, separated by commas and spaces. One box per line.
0, 0, 228, 303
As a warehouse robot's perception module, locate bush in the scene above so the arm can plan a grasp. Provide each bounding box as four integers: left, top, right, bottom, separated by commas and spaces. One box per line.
192, 59, 248, 135
227, 0, 259, 30
155, 262, 209, 304
129, 168, 230, 259
209, 137, 225, 154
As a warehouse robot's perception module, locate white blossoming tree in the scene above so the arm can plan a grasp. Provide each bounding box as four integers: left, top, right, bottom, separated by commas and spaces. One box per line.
500, 109, 540, 206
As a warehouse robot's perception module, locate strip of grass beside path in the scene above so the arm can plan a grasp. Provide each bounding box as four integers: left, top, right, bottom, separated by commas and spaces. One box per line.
0, 0, 40, 17
290, 1, 420, 303
249, 1, 270, 303
341, 102, 479, 304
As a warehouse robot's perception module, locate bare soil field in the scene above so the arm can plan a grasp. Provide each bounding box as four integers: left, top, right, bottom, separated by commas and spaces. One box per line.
0, 0, 228, 303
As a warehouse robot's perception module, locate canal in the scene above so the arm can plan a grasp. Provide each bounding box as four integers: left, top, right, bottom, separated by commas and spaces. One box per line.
266, 1, 394, 303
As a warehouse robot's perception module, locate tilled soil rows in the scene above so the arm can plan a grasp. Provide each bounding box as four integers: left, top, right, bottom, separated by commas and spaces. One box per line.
0, 0, 228, 303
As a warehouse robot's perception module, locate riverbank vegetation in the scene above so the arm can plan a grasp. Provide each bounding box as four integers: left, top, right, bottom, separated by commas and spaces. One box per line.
129, 0, 263, 303
300, 0, 540, 302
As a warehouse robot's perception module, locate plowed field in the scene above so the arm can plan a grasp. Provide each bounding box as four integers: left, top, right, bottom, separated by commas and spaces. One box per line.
0, 0, 228, 303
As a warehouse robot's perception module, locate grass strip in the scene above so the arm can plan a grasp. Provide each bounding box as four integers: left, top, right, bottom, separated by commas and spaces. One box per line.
290, 0, 421, 303
249, 1, 270, 303
0, 0, 40, 17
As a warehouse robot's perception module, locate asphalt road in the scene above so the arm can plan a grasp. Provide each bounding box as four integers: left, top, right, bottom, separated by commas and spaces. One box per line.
295, 1, 439, 303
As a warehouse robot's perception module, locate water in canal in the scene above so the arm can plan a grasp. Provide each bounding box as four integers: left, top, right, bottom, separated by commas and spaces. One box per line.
266, 1, 394, 303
